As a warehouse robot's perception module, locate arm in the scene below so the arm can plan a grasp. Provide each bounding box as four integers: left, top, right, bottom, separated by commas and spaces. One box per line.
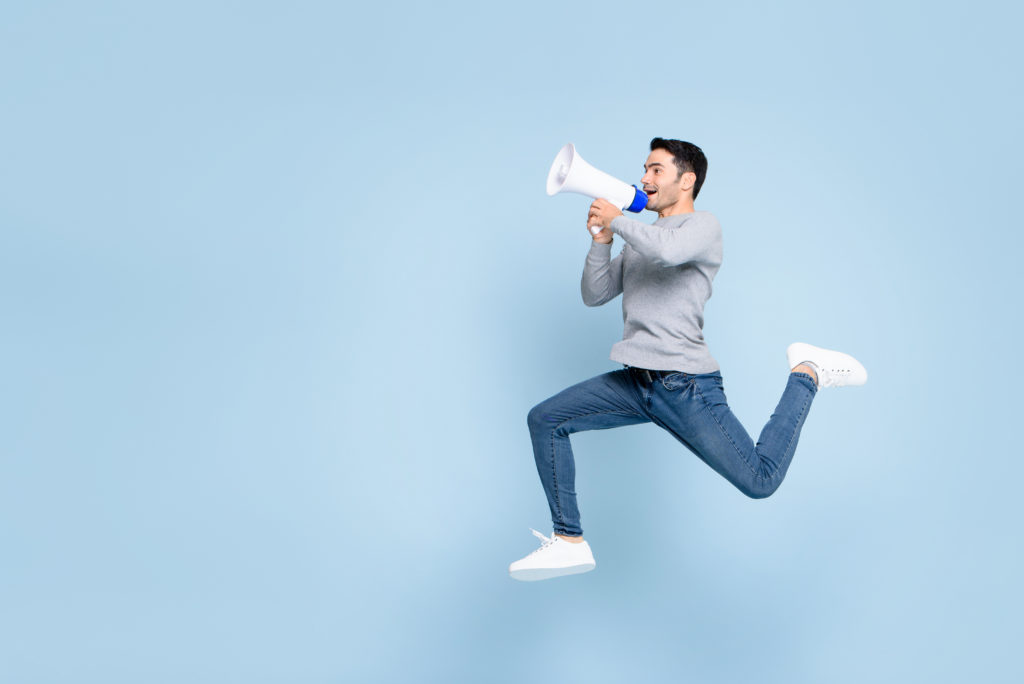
581, 240, 624, 307
609, 214, 721, 267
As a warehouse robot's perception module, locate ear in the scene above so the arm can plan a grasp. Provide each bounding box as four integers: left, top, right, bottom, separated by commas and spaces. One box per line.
680, 171, 697, 192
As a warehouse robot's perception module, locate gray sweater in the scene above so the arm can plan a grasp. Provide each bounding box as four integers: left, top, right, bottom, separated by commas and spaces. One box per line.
581, 211, 723, 373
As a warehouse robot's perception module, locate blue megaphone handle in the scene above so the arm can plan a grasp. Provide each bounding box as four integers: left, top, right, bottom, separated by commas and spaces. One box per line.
626, 185, 648, 213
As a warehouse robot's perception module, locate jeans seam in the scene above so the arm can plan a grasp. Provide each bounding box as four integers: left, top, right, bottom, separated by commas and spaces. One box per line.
778, 390, 813, 473
548, 429, 562, 524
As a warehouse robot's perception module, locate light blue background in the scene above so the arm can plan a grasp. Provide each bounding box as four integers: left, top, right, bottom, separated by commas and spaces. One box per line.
2, 2, 1021, 682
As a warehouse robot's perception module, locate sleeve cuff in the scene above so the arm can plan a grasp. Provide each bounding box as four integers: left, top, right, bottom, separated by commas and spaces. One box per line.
609, 216, 631, 235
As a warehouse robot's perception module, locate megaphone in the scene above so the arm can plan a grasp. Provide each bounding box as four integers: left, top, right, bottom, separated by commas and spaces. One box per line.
546, 143, 647, 234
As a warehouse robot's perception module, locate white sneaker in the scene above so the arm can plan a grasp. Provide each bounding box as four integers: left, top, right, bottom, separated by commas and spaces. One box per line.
787, 342, 868, 388
508, 529, 596, 581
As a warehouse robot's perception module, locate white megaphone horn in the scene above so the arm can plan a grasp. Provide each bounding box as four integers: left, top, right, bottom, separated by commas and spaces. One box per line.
546, 143, 647, 234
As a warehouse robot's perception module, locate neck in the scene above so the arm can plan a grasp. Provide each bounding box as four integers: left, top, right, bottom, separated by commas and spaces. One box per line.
658, 199, 695, 218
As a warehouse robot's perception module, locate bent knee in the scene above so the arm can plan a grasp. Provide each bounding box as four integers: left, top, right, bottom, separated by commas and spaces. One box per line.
527, 403, 550, 433
741, 479, 781, 499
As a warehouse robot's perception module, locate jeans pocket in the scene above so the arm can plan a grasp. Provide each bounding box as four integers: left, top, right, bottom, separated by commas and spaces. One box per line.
694, 372, 726, 402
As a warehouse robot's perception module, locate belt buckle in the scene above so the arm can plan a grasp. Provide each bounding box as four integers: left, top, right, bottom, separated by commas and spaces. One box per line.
626, 365, 656, 384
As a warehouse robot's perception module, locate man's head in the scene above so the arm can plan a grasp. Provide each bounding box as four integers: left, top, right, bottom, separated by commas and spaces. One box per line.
641, 138, 707, 216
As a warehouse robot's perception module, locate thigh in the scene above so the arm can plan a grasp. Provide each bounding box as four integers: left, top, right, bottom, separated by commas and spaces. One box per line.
529, 369, 650, 433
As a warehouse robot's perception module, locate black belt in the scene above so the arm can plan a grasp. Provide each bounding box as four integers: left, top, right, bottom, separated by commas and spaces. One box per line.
626, 366, 679, 384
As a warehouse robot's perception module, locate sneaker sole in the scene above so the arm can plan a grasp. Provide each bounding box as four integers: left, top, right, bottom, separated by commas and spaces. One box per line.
509, 562, 596, 582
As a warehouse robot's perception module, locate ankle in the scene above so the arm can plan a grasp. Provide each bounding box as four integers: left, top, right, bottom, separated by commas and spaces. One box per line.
791, 363, 819, 386
555, 533, 584, 544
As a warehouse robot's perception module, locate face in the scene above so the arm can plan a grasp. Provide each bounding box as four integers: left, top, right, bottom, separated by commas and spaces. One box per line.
641, 148, 695, 215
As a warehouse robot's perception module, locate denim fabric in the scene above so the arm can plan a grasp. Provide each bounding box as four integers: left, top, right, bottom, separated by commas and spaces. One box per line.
527, 368, 818, 537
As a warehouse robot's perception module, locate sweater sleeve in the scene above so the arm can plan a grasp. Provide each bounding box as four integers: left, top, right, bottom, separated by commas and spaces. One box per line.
581, 240, 623, 307
609, 214, 722, 267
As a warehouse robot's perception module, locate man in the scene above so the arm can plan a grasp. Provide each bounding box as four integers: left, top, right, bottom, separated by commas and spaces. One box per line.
509, 138, 867, 581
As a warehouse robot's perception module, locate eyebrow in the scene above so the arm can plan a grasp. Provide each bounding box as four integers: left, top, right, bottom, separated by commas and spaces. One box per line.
644, 162, 666, 170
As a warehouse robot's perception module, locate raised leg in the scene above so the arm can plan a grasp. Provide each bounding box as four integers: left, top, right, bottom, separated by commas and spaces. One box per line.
649, 371, 818, 498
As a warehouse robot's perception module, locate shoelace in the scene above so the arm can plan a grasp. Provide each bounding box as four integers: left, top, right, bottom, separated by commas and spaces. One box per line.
820, 367, 851, 388
527, 528, 558, 555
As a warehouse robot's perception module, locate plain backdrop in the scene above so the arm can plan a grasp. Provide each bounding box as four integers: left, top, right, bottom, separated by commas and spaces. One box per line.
2, 1, 1022, 682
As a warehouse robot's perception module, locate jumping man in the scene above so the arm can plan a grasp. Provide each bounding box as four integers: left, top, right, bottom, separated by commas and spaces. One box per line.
509, 137, 867, 581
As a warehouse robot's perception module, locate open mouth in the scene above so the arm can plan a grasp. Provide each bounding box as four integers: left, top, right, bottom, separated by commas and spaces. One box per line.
645, 188, 657, 197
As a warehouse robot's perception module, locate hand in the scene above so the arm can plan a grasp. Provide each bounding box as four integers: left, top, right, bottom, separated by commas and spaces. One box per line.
588, 223, 613, 244
588, 199, 622, 239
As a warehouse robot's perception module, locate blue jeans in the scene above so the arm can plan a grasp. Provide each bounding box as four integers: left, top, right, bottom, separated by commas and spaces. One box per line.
527, 367, 818, 537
